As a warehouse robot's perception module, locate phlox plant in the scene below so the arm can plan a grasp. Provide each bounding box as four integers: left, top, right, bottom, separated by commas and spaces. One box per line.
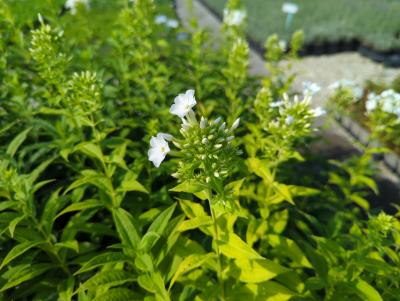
0, 0, 399, 300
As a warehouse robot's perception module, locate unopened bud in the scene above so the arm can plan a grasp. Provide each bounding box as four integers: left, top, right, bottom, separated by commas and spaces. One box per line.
231, 118, 240, 130
214, 117, 222, 124
200, 117, 207, 129
202, 138, 208, 144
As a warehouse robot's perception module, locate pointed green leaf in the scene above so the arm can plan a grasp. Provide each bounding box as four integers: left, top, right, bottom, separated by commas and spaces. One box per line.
138, 231, 160, 252
147, 203, 176, 237
81, 270, 136, 290
55, 199, 102, 219
0, 263, 54, 292
355, 279, 383, 301
178, 216, 213, 232
229, 258, 288, 283
75, 252, 130, 275
75, 142, 104, 163
169, 253, 214, 290
219, 233, 262, 260
7, 127, 31, 157
119, 171, 148, 193
9, 214, 25, 237
112, 208, 140, 251
0, 241, 43, 270
92, 288, 141, 301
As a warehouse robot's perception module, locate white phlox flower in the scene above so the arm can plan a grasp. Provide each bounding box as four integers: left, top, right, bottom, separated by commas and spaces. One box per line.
148, 133, 172, 168
329, 79, 363, 99
303, 81, 321, 96
270, 100, 284, 108
223, 9, 246, 26
285, 115, 294, 125
170, 89, 197, 118
282, 2, 299, 14
311, 107, 326, 117
366, 89, 400, 116
279, 39, 288, 52
166, 19, 179, 28
155, 15, 168, 24
65, 0, 89, 15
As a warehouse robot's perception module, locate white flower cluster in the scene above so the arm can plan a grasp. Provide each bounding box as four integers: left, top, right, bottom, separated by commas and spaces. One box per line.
65, 0, 89, 15
148, 90, 240, 173
148, 90, 196, 167
154, 14, 179, 29
223, 9, 246, 26
366, 89, 400, 116
270, 93, 326, 120
329, 79, 363, 100
303, 81, 321, 97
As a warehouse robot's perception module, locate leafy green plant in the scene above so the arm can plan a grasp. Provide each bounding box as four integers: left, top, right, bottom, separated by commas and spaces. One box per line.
0, 0, 398, 300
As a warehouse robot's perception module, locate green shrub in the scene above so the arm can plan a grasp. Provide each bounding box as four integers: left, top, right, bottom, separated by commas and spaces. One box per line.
0, 0, 399, 300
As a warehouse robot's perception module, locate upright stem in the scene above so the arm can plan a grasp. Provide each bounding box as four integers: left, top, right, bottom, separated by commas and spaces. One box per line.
207, 195, 225, 300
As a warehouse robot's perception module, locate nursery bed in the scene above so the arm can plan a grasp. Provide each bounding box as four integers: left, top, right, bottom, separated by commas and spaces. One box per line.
200, 0, 400, 67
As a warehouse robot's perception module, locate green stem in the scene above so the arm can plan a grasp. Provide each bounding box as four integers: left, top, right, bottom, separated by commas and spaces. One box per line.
207, 195, 225, 300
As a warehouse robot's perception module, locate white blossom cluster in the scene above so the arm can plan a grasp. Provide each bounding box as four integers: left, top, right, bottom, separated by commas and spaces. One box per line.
366, 89, 400, 117
154, 14, 179, 29
223, 9, 246, 26
329, 79, 363, 100
270, 93, 326, 123
148, 90, 240, 182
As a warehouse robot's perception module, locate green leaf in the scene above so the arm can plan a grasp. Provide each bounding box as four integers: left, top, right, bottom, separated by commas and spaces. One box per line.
75, 142, 104, 163
112, 208, 140, 251
6, 127, 31, 157
229, 258, 288, 283
228, 281, 295, 301
9, 214, 25, 237
65, 170, 114, 199
135, 253, 154, 272
138, 231, 160, 252
55, 240, 79, 253
81, 270, 136, 290
75, 252, 130, 275
178, 216, 213, 232
119, 171, 148, 193
246, 158, 273, 183
298, 241, 328, 278
0, 201, 18, 212
40, 188, 66, 233
355, 279, 383, 301
170, 181, 208, 200
55, 199, 102, 219
0, 241, 43, 270
28, 157, 55, 184
219, 233, 262, 260
91, 288, 141, 301
350, 194, 370, 210
169, 253, 214, 290
147, 203, 176, 236
179, 199, 208, 218
266, 234, 312, 268
0, 263, 54, 292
